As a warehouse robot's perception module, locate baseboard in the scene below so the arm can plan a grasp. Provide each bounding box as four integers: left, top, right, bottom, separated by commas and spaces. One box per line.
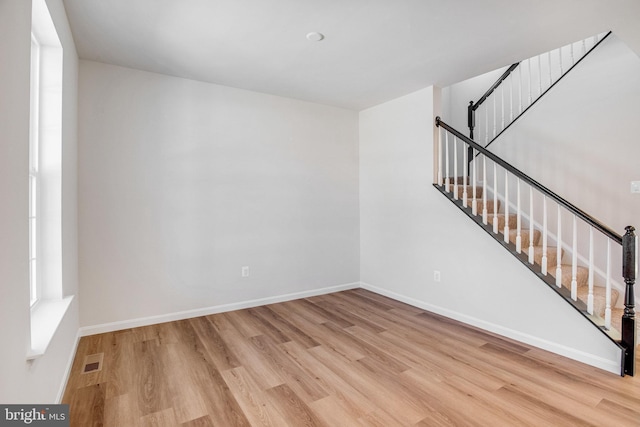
56, 329, 81, 403
78, 282, 361, 337
360, 282, 621, 375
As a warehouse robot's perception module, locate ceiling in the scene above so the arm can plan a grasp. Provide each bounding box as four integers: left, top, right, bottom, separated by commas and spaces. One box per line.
62, 0, 640, 110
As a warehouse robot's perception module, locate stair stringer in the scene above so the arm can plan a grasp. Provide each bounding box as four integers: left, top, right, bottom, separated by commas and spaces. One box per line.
432, 183, 625, 373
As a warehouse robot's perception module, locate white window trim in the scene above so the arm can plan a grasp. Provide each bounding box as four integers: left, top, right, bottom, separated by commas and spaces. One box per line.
28, 0, 72, 360
29, 33, 41, 308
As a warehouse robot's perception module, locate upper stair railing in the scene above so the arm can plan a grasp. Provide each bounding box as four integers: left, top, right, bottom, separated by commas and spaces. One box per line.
468, 31, 611, 149
435, 117, 636, 376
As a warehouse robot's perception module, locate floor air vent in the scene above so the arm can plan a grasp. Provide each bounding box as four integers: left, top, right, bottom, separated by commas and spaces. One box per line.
82, 353, 104, 374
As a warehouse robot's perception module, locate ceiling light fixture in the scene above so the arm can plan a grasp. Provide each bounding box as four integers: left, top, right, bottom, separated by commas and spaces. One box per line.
306, 32, 325, 42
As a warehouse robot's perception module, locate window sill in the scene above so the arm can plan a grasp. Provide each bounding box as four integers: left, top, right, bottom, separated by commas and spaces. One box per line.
27, 295, 74, 360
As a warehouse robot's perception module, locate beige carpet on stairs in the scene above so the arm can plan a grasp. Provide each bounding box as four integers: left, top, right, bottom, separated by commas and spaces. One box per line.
446, 178, 628, 335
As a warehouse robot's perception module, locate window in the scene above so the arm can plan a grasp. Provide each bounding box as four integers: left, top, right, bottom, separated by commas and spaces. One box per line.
29, 34, 41, 307
28, 0, 72, 360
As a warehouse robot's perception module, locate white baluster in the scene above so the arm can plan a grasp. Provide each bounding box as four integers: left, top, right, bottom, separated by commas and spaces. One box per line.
556, 205, 562, 288
482, 156, 488, 224
485, 102, 489, 146
518, 65, 523, 115
527, 58, 532, 106
453, 136, 458, 200
503, 171, 510, 243
582, 39, 587, 57
528, 186, 534, 263
437, 127, 443, 186
493, 163, 498, 234
462, 143, 468, 207
538, 55, 543, 97
548, 51, 553, 87
571, 215, 578, 301
501, 84, 505, 131
587, 227, 594, 315
445, 132, 450, 192
542, 196, 548, 275
516, 178, 522, 253
558, 47, 564, 76
605, 239, 612, 329
570, 42, 575, 67
509, 73, 513, 123
493, 89, 497, 139
472, 148, 477, 215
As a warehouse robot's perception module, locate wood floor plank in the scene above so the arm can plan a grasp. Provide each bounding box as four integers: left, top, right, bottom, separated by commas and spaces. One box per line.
63, 289, 640, 427
134, 339, 171, 416
265, 384, 326, 427
103, 393, 139, 427
309, 396, 361, 426
314, 299, 387, 334
248, 334, 329, 403
308, 345, 426, 425
188, 315, 241, 371
298, 297, 355, 328
67, 384, 106, 427
180, 415, 215, 427
252, 305, 321, 349
160, 342, 209, 424
221, 366, 290, 427
280, 341, 378, 420
140, 408, 178, 427
320, 321, 410, 374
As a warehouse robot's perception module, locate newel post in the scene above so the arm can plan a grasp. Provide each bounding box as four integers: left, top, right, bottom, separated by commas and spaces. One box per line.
467, 101, 475, 140
622, 225, 637, 376
467, 101, 475, 176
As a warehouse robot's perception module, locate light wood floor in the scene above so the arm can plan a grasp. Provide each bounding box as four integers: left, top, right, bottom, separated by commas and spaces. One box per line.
62, 289, 640, 426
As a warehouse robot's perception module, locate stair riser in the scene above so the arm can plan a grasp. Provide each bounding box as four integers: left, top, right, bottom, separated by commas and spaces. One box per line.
530, 247, 563, 269
475, 200, 502, 215
487, 214, 517, 230
549, 266, 589, 289
508, 229, 541, 248
456, 185, 483, 200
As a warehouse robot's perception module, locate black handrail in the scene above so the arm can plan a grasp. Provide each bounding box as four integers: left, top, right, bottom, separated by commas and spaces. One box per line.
436, 117, 622, 244
473, 63, 520, 111
469, 31, 612, 150
468, 64, 519, 140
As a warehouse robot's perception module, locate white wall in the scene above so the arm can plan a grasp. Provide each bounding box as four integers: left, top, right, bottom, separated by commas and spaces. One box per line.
78, 61, 359, 329
0, 0, 79, 403
441, 66, 508, 135
359, 86, 622, 373
492, 34, 640, 236
438, 34, 640, 301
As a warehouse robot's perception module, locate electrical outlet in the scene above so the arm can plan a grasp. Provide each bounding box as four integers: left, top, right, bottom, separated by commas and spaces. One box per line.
433, 270, 441, 282
631, 181, 640, 194
241, 266, 249, 277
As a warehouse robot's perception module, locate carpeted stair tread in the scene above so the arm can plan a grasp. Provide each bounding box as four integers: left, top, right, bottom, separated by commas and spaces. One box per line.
525, 245, 563, 268
507, 229, 541, 248
475, 199, 502, 215
547, 266, 618, 318
548, 264, 589, 288
610, 308, 624, 333
456, 185, 483, 200
443, 176, 469, 185
588, 287, 620, 319
487, 214, 517, 230
438, 180, 629, 342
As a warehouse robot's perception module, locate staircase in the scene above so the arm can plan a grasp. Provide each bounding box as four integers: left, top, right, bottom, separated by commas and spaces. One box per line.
434, 31, 637, 376
434, 118, 637, 376
446, 175, 624, 333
